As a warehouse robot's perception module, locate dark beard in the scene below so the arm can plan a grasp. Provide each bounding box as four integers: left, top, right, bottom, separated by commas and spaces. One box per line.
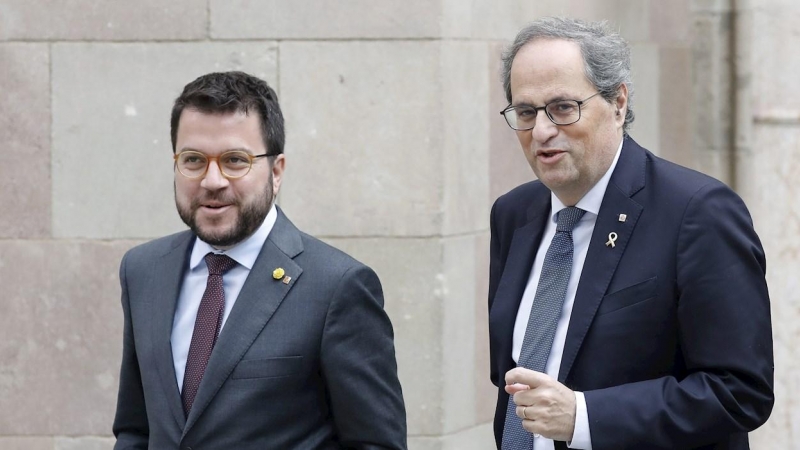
176, 175, 273, 248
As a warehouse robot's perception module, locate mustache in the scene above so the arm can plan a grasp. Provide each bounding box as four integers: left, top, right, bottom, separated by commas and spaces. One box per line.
191, 193, 238, 208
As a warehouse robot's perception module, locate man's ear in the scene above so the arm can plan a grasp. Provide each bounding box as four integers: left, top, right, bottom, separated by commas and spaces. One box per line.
271, 154, 286, 196
614, 83, 629, 127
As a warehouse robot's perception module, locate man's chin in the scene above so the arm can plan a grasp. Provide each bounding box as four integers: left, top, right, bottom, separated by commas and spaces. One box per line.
192, 223, 242, 247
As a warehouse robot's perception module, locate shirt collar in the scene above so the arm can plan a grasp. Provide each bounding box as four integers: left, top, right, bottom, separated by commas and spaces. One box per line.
189, 204, 278, 271
550, 138, 624, 222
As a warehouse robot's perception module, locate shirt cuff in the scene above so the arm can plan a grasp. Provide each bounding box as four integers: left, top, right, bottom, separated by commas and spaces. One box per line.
567, 391, 592, 449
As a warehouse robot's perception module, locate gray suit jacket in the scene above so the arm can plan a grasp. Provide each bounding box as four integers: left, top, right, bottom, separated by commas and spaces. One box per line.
113, 208, 407, 449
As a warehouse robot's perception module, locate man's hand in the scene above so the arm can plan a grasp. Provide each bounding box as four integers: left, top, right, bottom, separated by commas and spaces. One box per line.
505, 367, 577, 442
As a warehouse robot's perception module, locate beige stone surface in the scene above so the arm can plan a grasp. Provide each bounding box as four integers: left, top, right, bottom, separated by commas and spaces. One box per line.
473, 233, 496, 424
441, 235, 491, 432
524, 0, 651, 43
739, 125, 800, 449
658, 47, 694, 169
408, 422, 495, 450
279, 41, 443, 237
323, 234, 491, 435
629, 43, 661, 155
0, 240, 139, 435
210, 0, 440, 39
51, 42, 278, 239
55, 436, 115, 450
0, 0, 207, 40
0, 437, 54, 450
322, 236, 445, 434
440, 0, 536, 39
691, 10, 734, 183
751, 4, 800, 112
488, 42, 536, 202
440, 41, 490, 235
650, 0, 691, 44
0, 44, 51, 239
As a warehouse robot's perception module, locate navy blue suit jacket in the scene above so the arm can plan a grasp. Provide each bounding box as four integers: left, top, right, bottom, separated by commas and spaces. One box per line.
488, 137, 773, 450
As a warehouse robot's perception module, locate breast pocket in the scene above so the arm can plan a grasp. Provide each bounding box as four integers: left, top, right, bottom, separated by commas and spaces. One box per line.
230, 356, 303, 380
596, 276, 657, 317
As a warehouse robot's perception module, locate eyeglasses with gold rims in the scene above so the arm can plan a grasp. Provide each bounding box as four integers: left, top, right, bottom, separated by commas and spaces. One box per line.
173, 150, 271, 179
500, 92, 601, 131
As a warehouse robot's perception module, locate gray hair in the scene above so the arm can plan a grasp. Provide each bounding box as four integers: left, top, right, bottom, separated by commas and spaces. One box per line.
501, 17, 635, 134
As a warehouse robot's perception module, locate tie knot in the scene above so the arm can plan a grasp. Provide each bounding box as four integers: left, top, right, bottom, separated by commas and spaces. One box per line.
556, 207, 585, 232
204, 253, 237, 275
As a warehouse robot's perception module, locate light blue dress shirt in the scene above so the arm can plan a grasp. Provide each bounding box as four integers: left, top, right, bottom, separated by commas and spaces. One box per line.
171, 205, 277, 392
512, 140, 623, 450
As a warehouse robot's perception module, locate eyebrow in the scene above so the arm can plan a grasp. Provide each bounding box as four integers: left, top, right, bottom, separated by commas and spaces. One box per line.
178, 147, 255, 154
512, 95, 573, 108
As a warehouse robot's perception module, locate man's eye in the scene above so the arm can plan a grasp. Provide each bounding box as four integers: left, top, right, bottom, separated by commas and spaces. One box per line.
223, 154, 250, 165
517, 108, 537, 118
183, 155, 204, 164
552, 102, 577, 112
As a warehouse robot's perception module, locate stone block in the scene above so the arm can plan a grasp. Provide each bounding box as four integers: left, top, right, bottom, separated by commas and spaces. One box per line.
55, 436, 115, 450
737, 125, 800, 448
441, 235, 483, 432
0, 44, 50, 238
0, 437, 53, 450
629, 44, 661, 155
408, 422, 495, 450
210, 0, 440, 39
441, 0, 534, 40
323, 234, 492, 435
322, 236, 445, 435
440, 41, 490, 235
0, 0, 207, 40
473, 233, 496, 424
690, 0, 733, 13
520, 0, 650, 43
658, 47, 694, 169
51, 42, 278, 239
488, 42, 536, 202
650, 0, 691, 44
278, 41, 443, 237
751, 6, 800, 111
691, 12, 734, 155
0, 240, 140, 435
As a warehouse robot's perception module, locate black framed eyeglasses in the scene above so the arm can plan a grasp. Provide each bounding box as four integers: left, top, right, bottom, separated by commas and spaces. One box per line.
173, 150, 271, 179
500, 92, 601, 131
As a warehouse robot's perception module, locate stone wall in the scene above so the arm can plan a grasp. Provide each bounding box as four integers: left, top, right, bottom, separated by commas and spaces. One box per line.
0, 0, 794, 448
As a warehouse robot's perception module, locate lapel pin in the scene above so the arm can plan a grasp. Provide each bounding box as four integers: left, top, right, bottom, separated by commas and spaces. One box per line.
282, 276, 292, 284
606, 232, 618, 248
272, 267, 285, 280
618, 214, 627, 223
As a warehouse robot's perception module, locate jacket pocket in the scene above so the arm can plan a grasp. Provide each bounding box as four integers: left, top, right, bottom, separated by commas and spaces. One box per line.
596, 276, 657, 317
230, 356, 303, 380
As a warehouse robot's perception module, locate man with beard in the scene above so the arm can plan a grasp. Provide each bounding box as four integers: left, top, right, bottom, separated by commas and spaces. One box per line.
112, 71, 407, 450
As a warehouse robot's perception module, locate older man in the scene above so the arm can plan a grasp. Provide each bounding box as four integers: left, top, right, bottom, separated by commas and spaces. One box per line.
489, 18, 773, 450
113, 71, 406, 449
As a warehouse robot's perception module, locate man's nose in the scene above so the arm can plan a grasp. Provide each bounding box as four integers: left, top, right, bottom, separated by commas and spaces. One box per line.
200, 160, 230, 190
530, 113, 559, 143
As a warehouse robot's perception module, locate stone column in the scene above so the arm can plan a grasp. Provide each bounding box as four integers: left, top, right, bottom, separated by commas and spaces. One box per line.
737, 0, 800, 447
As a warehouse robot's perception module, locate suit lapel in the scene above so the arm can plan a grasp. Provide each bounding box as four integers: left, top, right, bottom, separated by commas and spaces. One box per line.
558, 138, 647, 382
183, 209, 304, 436
492, 189, 550, 376
150, 232, 194, 431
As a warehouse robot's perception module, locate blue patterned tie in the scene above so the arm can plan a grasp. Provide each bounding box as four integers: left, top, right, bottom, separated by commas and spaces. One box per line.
502, 207, 586, 449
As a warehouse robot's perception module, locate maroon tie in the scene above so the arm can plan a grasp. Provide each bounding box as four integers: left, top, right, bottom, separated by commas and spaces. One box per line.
181, 252, 237, 416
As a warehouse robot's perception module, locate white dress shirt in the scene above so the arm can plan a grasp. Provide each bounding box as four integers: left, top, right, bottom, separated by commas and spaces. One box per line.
171, 205, 277, 392
511, 140, 622, 450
